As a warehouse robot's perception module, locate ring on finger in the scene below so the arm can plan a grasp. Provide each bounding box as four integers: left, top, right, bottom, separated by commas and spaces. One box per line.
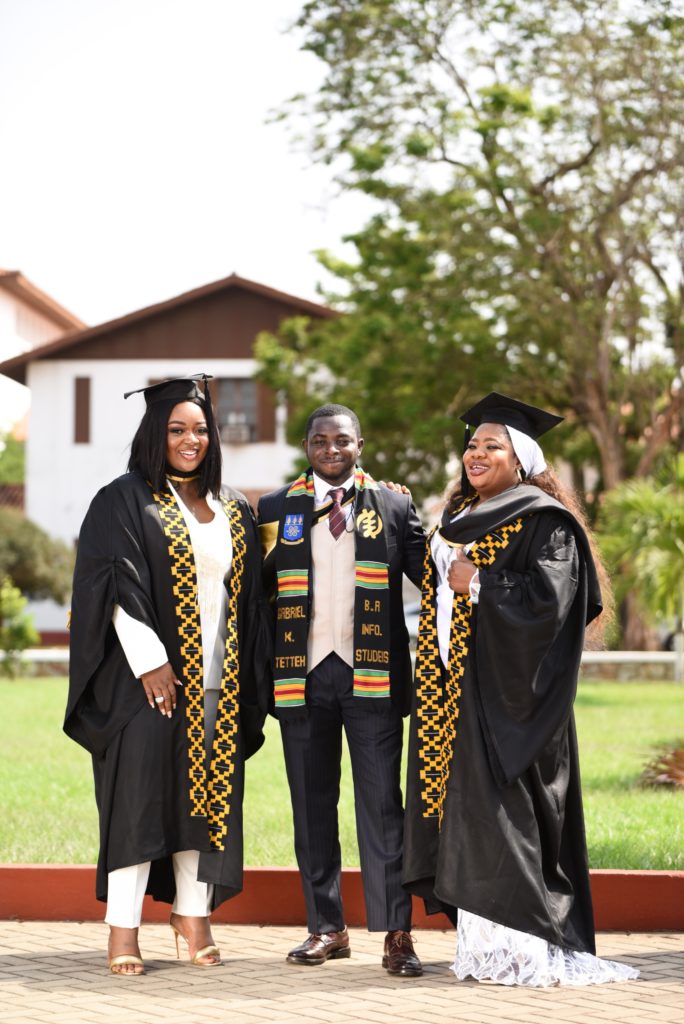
154, 695, 165, 704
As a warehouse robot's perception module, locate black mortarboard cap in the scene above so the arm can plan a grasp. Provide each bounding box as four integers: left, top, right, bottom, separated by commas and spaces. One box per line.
124, 373, 213, 406
459, 392, 563, 439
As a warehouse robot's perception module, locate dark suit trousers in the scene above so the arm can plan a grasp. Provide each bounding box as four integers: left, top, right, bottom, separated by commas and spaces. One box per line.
280, 652, 412, 934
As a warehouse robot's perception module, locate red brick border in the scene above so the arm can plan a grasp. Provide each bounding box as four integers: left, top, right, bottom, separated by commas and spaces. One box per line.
1, 866, 682, 930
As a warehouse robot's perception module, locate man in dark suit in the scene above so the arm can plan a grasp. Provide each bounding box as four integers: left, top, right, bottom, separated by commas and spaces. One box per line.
258, 404, 425, 975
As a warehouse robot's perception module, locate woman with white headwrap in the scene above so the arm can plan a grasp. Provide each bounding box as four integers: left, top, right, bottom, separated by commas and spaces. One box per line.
402, 393, 638, 987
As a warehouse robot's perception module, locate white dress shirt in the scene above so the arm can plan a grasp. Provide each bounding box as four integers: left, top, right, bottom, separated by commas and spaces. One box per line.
312, 471, 355, 520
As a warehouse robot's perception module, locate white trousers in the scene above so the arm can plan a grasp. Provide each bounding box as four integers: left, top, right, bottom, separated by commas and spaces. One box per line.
105, 850, 214, 928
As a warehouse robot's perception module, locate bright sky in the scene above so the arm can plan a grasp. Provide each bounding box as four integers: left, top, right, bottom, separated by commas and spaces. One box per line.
0, 0, 370, 328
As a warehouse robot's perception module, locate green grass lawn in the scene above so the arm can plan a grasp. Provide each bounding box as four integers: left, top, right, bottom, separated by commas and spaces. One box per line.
0, 678, 681, 868
575, 683, 683, 869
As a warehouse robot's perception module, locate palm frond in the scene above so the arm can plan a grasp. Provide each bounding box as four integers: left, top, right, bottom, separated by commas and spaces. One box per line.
639, 743, 684, 788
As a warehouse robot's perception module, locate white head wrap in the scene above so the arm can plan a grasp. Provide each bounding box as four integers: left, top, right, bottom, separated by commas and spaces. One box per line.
506, 424, 547, 478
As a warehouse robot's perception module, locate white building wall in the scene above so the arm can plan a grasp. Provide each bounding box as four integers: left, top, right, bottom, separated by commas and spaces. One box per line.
26, 358, 297, 545
0, 291, 62, 430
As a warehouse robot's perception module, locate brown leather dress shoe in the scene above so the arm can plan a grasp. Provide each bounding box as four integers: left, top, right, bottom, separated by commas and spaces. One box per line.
286, 929, 351, 966
382, 930, 423, 976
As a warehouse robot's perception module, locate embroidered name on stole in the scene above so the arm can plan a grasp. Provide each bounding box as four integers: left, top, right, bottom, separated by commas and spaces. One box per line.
153, 488, 245, 850
414, 512, 524, 826
273, 467, 391, 711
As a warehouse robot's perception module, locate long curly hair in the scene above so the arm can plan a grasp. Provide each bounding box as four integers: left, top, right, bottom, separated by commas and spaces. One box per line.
446, 458, 613, 648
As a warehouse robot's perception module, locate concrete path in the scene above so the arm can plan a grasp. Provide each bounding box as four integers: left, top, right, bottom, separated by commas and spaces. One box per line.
0, 922, 681, 1024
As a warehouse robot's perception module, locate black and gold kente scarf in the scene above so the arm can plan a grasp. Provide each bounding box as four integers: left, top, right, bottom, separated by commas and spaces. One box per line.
152, 486, 246, 851
272, 467, 391, 714
414, 497, 524, 826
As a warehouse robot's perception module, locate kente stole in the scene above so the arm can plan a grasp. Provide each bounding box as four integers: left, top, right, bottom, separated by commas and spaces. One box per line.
414, 498, 524, 826
273, 467, 391, 713
152, 486, 245, 851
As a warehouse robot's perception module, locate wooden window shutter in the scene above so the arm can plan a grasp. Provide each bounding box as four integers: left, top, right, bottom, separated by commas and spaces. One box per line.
256, 381, 276, 442
74, 377, 91, 444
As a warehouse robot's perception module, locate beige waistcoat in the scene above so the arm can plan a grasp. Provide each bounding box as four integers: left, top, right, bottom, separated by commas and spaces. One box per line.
307, 518, 355, 670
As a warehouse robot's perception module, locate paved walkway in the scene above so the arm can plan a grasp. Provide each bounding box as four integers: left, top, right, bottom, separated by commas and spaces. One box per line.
0, 922, 681, 1024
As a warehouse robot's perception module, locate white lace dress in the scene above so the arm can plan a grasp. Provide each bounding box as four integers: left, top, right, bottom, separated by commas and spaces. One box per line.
453, 909, 639, 987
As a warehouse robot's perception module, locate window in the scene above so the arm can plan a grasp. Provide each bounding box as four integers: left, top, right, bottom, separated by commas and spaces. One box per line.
217, 378, 258, 443
74, 377, 90, 444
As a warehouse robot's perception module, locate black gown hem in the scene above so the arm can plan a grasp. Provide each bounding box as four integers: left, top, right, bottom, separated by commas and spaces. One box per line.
96, 842, 244, 909
430, 883, 592, 956
403, 875, 593, 956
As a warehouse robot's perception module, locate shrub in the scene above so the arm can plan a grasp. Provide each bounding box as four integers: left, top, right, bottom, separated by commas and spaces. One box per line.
0, 435, 24, 484
0, 576, 39, 677
0, 508, 74, 603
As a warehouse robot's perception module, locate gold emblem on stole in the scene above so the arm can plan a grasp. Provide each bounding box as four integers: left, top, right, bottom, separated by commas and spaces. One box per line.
356, 508, 383, 539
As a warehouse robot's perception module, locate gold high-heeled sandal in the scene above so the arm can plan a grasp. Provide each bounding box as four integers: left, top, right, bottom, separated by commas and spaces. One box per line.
108, 953, 145, 976
171, 924, 221, 967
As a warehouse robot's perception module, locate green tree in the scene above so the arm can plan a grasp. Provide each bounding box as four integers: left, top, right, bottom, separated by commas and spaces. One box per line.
0, 509, 74, 604
0, 435, 25, 484
600, 455, 684, 677
256, 236, 503, 492
258, 0, 683, 505
0, 576, 39, 678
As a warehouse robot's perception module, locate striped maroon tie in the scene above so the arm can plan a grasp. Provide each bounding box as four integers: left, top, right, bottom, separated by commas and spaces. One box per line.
327, 487, 346, 540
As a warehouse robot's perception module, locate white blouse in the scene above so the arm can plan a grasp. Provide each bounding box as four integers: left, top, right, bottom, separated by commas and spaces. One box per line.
113, 486, 233, 690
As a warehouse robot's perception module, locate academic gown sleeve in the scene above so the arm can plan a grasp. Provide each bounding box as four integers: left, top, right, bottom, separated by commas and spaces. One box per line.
472, 513, 584, 787
401, 496, 427, 588
256, 488, 284, 605
64, 479, 165, 756
232, 496, 273, 757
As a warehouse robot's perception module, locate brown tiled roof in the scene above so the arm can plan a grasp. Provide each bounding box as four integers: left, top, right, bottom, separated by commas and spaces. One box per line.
0, 270, 86, 331
0, 272, 336, 384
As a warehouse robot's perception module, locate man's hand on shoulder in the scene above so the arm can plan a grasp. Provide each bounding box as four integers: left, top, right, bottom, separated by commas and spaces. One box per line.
379, 480, 411, 496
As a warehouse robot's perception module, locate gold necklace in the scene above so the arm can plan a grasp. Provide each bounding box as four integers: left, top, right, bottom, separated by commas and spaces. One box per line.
166, 472, 200, 484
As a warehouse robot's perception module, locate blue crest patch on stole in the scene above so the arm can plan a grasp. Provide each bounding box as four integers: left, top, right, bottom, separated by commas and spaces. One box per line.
283, 513, 304, 543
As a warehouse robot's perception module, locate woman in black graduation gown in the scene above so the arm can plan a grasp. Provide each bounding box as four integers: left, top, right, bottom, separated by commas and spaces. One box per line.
403, 393, 638, 986
65, 375, 270, 975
